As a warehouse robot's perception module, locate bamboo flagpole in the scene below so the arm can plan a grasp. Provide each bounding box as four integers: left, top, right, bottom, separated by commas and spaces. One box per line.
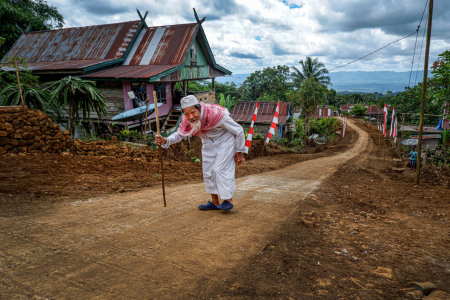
13, 52, 25, 108
153, 91, 166, 207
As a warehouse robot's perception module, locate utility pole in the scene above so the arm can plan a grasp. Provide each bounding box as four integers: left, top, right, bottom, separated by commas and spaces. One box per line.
416, 0, 433, 185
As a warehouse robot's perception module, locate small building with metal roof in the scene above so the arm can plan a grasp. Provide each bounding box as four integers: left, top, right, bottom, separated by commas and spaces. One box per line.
1, 9, 231, 135
230, 101, 292, 140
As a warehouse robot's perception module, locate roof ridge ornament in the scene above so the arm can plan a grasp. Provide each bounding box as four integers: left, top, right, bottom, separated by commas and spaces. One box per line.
136, 9, 148, 28
193, 8, 206, 24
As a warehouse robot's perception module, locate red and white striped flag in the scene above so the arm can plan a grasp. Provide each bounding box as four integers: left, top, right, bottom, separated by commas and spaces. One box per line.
383, 104, 388, 137
245, 101, 259, 153
390, 106, 395, 137
393, 116, 398, 143
266, 100, 280, 144
342, 117, 347, 137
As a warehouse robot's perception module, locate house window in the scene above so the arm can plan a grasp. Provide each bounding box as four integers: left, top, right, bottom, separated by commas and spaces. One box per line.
131, 82, 147, 108
190, 44, 197, 66
154, 84, 167, 104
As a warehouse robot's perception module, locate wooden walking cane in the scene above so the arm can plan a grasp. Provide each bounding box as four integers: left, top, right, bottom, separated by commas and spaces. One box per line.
153, 91, 166, 207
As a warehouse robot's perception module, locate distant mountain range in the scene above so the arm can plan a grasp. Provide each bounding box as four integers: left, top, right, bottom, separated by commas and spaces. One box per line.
215, 71, 431, 94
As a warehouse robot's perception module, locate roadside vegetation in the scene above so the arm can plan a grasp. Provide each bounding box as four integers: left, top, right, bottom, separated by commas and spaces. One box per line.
0, 1, 447, 161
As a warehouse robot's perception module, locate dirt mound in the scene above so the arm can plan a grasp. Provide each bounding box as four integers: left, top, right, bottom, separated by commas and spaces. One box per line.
69, 139, 187, 162
0, 106, 73, 155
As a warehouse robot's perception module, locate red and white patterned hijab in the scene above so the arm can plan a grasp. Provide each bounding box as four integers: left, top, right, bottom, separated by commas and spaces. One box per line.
177, 102, 227, 136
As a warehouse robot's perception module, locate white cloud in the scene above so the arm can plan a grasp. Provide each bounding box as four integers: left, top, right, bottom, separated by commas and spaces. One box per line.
47, 0, 450, 74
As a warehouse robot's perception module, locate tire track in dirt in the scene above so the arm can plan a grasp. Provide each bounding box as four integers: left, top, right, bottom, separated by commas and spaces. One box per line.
0, 119, 368, 299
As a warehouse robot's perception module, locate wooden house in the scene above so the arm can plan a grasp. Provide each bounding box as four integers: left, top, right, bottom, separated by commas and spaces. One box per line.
230, 101, 291, 140
313, 106, 336, 119
1, 10, 231, 135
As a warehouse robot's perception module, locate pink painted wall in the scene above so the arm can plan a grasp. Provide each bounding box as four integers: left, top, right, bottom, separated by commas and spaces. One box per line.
146, 83, 172, 120
124, 83, 173, 126
122, 81, 133, 110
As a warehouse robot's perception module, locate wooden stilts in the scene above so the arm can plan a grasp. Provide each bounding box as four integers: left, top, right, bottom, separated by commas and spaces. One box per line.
153, 91, 166, 207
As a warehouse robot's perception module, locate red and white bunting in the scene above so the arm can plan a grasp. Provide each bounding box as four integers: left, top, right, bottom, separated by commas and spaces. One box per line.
342, 117, 347, 137
245, 101, 259, 152
390, 106, 395, 137
383, 104, 388, 137
266, 100, 280, 144
393, 116, 398, 143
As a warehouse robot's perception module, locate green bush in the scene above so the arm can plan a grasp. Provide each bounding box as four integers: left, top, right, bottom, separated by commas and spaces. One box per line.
277, 137, 289, 145
293, 118, 304, 139
309, 118, 338, 139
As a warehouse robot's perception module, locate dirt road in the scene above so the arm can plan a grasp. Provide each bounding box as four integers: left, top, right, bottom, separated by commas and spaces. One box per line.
0, 119, 369, 299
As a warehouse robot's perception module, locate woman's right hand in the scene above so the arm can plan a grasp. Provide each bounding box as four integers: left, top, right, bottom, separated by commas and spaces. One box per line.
155, 135, 167, 145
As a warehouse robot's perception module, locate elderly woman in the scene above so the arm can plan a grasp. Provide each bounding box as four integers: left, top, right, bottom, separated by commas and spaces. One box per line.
155, 95, 245, 211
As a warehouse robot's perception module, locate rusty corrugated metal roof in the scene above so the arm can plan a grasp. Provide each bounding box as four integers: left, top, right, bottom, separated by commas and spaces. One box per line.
1, 59, 115, 72
231, 101, 291, 124
2, 21, 140, 70
124, 23, 198, 66
85, 23, 198, 79
84, 64, 178, 79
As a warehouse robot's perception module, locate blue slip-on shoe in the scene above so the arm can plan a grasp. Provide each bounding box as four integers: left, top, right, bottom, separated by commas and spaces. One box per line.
198, 201, 218, 210
217, 201, 233, 211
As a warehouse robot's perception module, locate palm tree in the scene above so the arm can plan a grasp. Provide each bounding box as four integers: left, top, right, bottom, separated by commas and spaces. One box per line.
46, 76, 107, 136
291, 56, 331, 88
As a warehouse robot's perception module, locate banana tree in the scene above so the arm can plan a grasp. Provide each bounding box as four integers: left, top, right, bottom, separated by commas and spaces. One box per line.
46, 76, 107, 136
219, 93, 238, 111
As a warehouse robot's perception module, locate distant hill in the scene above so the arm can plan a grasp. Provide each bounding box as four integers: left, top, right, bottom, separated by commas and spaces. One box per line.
215, 71, 430, 94
329, 71, 429, 93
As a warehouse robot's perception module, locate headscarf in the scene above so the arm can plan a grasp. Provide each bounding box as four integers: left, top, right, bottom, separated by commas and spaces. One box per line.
177, 102, 228, 136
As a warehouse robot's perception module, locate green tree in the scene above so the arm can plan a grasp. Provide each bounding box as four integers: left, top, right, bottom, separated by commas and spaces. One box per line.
239, 65, 292, 101
289, 77, 326, 133
47, 76, 107, 137
0, 0, 64, 58
431, 50, 450, 116
291, 56, 331, 88
349, 103, 367, 117
214, 82, 240, 100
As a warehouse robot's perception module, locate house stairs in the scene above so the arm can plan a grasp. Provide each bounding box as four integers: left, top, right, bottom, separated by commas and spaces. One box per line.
161, 104, 183, 137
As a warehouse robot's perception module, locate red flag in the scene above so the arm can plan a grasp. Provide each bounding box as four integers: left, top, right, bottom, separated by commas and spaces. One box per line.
266, 100, 280, 144
245, 101, 259, 152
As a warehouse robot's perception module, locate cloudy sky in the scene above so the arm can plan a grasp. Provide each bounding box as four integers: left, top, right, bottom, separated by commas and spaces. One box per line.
46, 0, 449, 75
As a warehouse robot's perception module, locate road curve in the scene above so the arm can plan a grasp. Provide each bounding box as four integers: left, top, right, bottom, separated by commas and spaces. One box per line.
0, 119, 368, 299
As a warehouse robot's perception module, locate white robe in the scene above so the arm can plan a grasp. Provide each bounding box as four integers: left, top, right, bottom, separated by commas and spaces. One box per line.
162, 114, 246, 199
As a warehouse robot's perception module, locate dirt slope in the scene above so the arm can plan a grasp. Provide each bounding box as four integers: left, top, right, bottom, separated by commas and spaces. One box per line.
0, 119, 366, 299
1, 120, 448, 299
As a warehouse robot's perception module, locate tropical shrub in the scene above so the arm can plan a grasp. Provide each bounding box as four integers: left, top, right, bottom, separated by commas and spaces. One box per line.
350, 103, 367, 117
219, 93, 238, 111
309, 118, 338, 139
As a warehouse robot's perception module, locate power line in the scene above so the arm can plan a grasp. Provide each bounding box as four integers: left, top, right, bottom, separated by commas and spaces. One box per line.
408, 28, 420, 87
329, 31, 416, 72
329, 0, 431, 74
409, 0, 429, 87
414, 12, 428, 85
